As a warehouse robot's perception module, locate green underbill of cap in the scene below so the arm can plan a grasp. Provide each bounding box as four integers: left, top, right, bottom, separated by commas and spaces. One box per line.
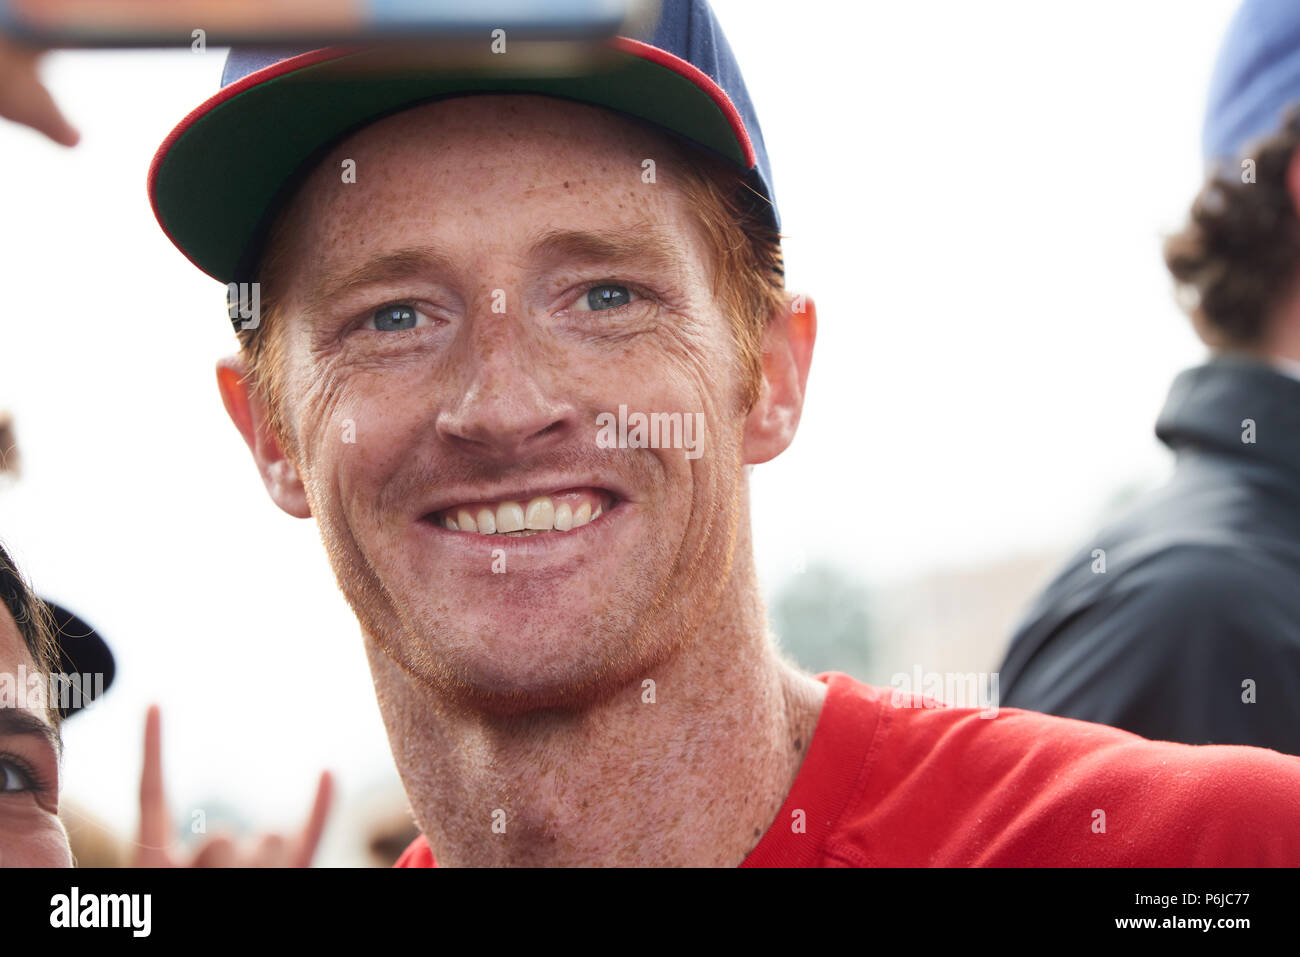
154, 48, 749, 285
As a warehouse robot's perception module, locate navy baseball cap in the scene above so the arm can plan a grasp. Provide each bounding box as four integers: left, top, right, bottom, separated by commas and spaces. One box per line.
1204, 0, 1300, 170
149, 0, 779, 287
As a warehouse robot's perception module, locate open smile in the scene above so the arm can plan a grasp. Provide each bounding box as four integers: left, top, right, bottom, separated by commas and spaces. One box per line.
423, 487, 618, 538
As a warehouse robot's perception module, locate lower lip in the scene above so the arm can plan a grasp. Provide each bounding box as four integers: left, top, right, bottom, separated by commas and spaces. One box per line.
416, 499, 626, 556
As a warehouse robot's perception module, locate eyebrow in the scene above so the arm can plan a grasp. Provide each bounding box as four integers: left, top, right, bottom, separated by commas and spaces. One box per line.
304, 247, 460, 316
0, 708, 62, 757
527, 225, 693, 276
304, 225, 694, 314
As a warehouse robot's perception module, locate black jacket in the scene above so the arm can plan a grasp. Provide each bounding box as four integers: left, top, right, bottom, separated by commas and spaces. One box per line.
998, 356, 1300, 754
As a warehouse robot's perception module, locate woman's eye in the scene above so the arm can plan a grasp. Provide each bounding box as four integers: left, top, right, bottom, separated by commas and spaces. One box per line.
368, 304, 428, 331
577, 284, 637, 312
0, 760, 33, 793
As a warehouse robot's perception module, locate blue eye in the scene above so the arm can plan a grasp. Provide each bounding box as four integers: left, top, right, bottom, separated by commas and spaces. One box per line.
585, 285, 632, 311
371, 305, 419, 331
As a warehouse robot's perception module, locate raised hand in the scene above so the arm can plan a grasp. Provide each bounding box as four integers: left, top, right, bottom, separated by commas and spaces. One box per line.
132, 705, 333, 867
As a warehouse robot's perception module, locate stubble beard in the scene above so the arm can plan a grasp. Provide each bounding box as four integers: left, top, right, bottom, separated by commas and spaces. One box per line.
304, 470, 745, 718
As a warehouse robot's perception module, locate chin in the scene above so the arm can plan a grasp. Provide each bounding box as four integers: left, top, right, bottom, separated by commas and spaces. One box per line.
380, 600, 682, 716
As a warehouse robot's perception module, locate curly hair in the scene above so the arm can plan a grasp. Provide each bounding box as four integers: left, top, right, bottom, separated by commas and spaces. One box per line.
1164, 106, 1300, 348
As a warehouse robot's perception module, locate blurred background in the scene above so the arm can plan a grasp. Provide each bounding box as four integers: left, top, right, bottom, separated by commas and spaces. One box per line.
0, 0, 1233, 864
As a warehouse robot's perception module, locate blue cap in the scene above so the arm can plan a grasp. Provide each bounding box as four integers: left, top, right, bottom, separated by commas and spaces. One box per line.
150, 0, 780, 286
1204, 0, 1300, 169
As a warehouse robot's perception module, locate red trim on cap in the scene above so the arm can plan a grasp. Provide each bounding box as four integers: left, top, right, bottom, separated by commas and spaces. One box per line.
147, 37, 757, 281
146, 46, 364, 280
148, 45, 361, 196
609, 36, 757, 168
147, 47, 366, 278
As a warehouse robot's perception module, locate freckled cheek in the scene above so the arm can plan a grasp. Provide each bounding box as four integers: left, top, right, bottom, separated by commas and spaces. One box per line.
310, 370, 436, 507
291, 387, 350, 495
612, 356, 734, 532
635, 334, 736, 428
295, 361, 377, 449
672, 347, 747, 534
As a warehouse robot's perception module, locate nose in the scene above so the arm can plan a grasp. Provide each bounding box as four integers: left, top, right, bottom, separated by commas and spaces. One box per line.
435, 313, 578, 463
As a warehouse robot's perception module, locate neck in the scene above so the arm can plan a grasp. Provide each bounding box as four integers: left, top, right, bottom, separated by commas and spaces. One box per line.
364, 540, 827, 867
1250, 296, 1300, 368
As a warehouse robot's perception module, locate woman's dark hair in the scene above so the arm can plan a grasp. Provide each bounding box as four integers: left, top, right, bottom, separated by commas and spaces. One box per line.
0, 538, 59, 726
1164, 105, 1300, 348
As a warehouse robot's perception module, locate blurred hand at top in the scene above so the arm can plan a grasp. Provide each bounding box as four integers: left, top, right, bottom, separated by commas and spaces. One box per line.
0, 34, 78, 146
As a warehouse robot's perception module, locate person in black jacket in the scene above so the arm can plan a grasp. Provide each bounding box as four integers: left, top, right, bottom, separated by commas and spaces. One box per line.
999, 357, 1300, 753
998, 0, 1300, 755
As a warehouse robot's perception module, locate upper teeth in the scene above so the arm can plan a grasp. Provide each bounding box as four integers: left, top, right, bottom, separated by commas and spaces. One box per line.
441, 495, 604, 535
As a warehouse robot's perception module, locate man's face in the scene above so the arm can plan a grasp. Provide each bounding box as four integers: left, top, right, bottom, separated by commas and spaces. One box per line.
0, 602, 70, 867
258, 95, 760, 711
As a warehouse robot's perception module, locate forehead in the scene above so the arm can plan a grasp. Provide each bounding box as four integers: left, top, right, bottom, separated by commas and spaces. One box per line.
0, 598, 33, 675
273, 94, 709, 300
0, 597, 49, 722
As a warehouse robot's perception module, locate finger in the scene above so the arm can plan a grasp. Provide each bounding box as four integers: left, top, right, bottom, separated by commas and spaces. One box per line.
251, 833, 289, 867
292, 770, 334, 868
0, 77, 79, 146
0, 48, 79, 146
190, 834, 236, 868
18, 83, 79, 146
134, 705, 171, 865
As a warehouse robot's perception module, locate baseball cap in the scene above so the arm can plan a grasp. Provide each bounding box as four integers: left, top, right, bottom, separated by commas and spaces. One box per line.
148, 0, 779, 290
1204, 0, 1300, 170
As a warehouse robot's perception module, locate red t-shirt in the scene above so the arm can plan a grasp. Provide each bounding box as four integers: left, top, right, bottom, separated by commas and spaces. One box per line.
395, 671, 1300, 867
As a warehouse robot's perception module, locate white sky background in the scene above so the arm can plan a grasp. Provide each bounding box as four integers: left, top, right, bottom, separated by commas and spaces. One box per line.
0, 0, 1237, 857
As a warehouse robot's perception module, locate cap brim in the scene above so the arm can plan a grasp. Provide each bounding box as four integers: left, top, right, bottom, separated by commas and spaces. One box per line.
149, 38, 758, 284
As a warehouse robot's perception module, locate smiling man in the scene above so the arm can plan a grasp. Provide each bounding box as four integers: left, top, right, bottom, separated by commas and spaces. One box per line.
150, 0, 1300, 867
217, 90, 823, 868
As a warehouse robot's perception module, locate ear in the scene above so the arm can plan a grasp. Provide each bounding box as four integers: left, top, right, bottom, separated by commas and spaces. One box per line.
216, 357, 311, 518
743, 293, 817, 465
